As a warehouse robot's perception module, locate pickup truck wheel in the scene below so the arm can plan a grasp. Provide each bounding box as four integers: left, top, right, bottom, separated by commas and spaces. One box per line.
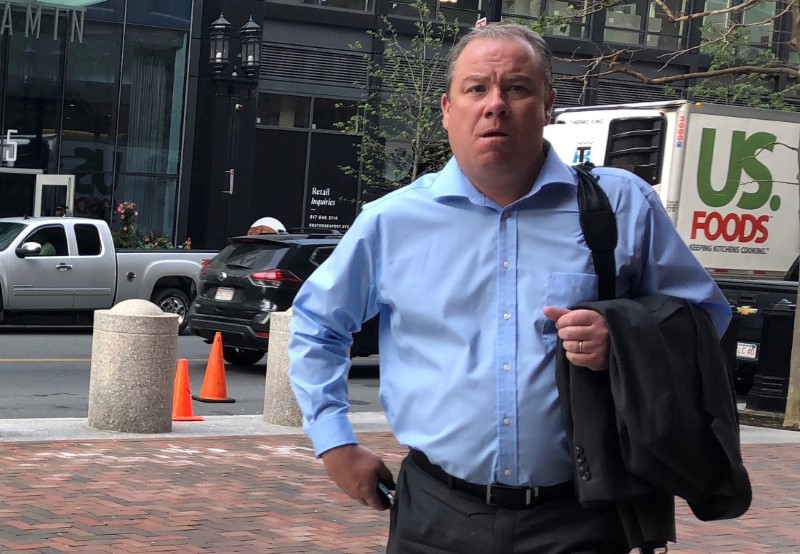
152, 288, 190, 333
222, 346, 264, 366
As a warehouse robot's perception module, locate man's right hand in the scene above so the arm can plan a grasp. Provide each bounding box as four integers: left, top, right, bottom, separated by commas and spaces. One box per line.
321, 444, 395, 511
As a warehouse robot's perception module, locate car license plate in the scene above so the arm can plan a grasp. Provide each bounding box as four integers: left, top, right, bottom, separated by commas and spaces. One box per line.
215, 287, 234, 301
736, 341, 758, 361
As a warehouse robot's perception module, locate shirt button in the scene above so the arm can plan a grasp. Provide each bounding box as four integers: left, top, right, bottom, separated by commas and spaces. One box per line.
504, 469, 512, 476
503, 418, 511, 425
503, 313, 511, 320
502, 212, 511, 219
502, 363, 510, 372
502, 260, 510, 268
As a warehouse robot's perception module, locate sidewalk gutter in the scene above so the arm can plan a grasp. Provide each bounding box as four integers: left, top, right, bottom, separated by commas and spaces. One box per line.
0, 413, 797, 444
0, 412, 390, 442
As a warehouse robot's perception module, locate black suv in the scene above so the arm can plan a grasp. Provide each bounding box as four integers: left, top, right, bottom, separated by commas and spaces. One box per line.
187, 232, 379, 365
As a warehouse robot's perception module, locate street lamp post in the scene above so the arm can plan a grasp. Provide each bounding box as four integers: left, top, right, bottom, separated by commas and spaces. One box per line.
207, 13, 262, 245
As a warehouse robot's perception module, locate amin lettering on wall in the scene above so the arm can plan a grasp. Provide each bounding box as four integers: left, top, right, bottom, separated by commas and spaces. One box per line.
0, 0, 89, 44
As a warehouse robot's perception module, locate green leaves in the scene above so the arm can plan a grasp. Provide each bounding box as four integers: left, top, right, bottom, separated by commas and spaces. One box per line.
337, 0, 460, 199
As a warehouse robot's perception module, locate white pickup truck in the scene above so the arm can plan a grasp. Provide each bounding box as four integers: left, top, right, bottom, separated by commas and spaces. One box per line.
0, 217, 217, 333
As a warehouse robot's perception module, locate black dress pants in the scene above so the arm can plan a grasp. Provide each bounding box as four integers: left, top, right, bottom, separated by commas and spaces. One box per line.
387, 454, 630, 554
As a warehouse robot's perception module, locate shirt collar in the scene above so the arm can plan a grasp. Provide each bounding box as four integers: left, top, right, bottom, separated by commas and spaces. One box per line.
430, 141, 577, 207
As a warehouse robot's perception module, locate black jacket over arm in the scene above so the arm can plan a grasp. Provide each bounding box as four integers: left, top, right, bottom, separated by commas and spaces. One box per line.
555, 295, 751, 549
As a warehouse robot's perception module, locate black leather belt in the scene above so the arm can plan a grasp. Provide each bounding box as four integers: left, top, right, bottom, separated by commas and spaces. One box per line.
409, 449, 574, 510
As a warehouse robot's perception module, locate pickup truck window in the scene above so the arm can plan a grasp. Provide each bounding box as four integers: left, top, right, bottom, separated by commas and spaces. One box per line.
26, 226, 68, 256
0, 222, 24, 251
75, 224, 102, 256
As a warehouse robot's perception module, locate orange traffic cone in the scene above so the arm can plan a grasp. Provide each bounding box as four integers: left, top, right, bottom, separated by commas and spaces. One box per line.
192, 332, 235, 403
172, 358, 204, 421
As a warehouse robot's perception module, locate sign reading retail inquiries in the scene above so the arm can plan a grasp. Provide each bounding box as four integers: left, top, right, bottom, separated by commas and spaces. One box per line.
0, 1, 87, 44
306, 184, 356, 231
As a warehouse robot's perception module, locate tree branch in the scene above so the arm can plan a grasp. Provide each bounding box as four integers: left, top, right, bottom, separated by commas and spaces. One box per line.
608, 63, 799, 84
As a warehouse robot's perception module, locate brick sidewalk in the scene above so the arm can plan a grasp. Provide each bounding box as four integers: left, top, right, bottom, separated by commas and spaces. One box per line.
0, 432, 797, 553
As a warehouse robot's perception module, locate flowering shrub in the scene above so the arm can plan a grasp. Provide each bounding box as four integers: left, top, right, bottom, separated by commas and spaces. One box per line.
111, 201, 140, 248
141, 231, 174, 249
111, 200, 191, 250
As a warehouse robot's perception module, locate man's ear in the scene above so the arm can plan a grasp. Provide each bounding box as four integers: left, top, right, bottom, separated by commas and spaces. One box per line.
441, 92, 450, 131
544, 88, 557, 123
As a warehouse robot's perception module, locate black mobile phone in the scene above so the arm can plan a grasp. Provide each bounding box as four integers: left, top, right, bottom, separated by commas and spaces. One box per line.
377, 482, 396, 508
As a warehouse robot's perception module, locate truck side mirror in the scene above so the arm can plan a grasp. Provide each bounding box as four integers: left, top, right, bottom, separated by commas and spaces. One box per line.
15, 242, 42, 258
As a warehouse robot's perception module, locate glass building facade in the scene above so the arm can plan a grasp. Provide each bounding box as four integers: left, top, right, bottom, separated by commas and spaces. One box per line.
0, 0, 191, 241
2, 0, 795, 249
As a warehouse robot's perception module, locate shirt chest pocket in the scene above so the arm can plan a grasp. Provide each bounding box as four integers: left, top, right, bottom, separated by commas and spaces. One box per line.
542, 272, 598, 339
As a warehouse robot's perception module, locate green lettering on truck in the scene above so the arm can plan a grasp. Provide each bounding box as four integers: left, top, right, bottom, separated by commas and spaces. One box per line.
698, 128, 778, 210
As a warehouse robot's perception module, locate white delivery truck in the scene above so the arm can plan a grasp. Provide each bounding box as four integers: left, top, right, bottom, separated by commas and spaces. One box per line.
544, 100, 800, 280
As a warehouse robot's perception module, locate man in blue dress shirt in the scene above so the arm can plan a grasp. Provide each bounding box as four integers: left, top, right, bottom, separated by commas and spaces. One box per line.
288, 22, 731, 553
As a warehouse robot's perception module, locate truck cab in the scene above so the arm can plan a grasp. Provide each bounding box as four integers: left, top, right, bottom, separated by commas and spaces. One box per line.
2, 218, 116, 311
544, 100, 800, 281
0, 216, 215, 332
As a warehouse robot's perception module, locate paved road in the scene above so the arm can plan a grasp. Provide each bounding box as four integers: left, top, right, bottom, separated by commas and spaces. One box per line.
0, 331, 380, 418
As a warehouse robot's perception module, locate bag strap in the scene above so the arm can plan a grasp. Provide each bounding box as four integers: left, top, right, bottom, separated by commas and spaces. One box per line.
574, 163, 618, 301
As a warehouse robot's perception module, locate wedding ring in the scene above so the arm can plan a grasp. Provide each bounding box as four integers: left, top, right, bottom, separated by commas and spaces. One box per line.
578, 340, 584, 354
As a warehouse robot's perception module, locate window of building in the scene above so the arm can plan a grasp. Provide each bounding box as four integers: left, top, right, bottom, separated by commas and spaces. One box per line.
257, 94, 311, 128
789, 4, 800, 65
117, 26, 188, 177
389, 0, 485, 24
312, 98, 358, 131
702, 0, 731, 32
501, 0, 588, 39
112, 174, 177, 241
605, 0, 645, 44
3, 7, 66, 171
270, 0, 374, 12
742, 0, 777, 48
61, 21, 123, 210
702, 0, 783, 53
604, 0, 687, 49
256, 94, 359, 131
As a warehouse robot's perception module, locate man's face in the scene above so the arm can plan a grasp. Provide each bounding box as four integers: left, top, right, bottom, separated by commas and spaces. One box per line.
54, 207, 66, 217
441, 37, 556, 187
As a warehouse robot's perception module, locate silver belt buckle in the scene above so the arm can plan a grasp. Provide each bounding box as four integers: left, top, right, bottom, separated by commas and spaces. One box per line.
485, 485, 539, 506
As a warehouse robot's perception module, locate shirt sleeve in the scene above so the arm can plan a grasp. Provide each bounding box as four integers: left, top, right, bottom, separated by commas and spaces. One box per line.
288, 214, 380, 457
635, 186, 732, 337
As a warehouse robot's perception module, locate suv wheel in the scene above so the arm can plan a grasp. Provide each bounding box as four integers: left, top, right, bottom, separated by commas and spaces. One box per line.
222, 346, 264, 366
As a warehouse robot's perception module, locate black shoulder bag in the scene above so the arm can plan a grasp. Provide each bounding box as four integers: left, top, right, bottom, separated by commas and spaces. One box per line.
574, 163, 618, 301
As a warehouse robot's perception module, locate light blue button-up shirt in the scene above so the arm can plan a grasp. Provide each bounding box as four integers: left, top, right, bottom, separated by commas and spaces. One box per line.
288, 146, 731, 488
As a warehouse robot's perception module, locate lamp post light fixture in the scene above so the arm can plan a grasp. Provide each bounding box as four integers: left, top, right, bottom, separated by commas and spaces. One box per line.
240, 16, 262, 79
205, 11, 263, 247
209, 13, 231, 76
208, 13, 261, 80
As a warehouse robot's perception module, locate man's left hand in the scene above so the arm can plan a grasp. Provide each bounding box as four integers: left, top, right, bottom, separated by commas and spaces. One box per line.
543, 307, 609, 371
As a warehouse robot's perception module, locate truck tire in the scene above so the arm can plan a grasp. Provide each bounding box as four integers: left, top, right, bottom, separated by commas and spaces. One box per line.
151, 287, 191, 334
222, 346, 264, 366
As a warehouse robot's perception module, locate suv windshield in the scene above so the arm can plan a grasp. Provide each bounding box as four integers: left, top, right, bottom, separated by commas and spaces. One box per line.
214, 240, 288, 269
0, 222, 25, 251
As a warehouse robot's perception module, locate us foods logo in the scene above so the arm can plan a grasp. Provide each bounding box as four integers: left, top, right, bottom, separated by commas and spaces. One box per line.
691, 129, 779, 244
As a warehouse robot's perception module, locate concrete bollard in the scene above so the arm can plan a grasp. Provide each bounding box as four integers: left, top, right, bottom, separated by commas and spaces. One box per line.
88, 299, 179, 433
264, 309, 304, 427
